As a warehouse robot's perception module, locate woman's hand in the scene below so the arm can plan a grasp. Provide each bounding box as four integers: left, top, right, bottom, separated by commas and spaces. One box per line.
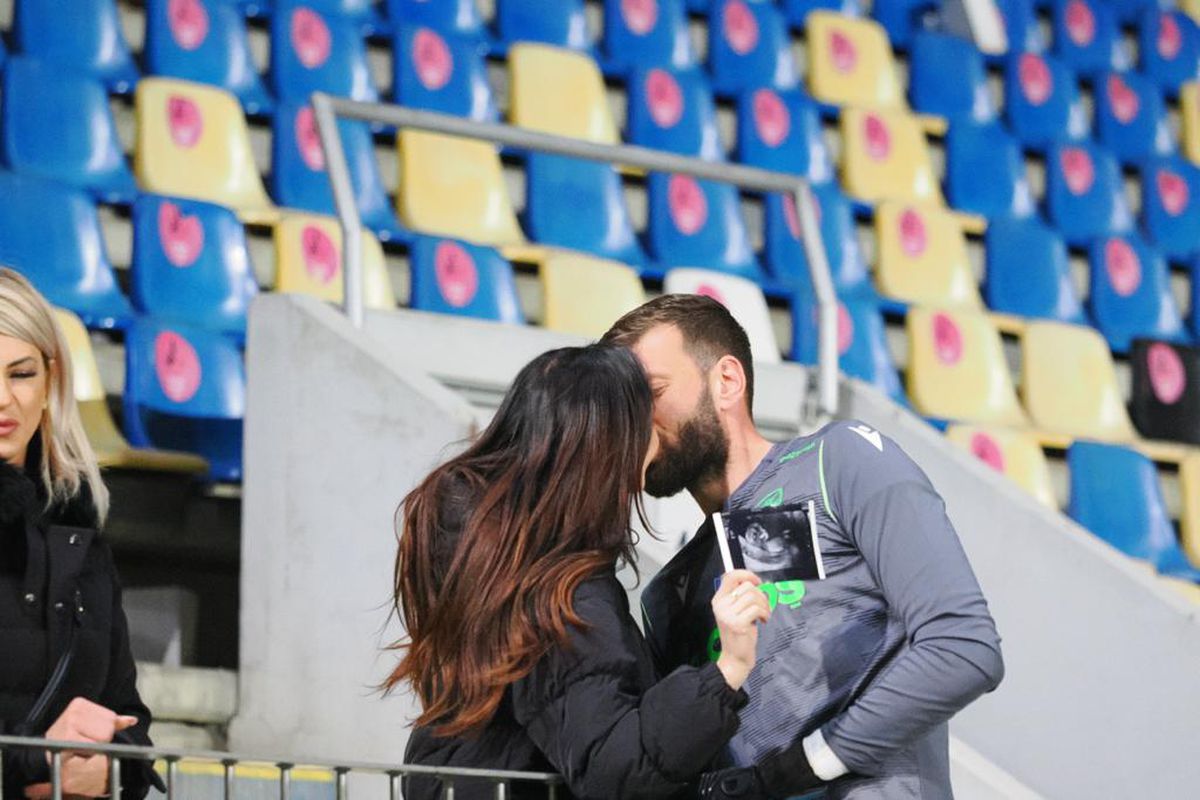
711, 570, 771, 691
24, 698, 138, 799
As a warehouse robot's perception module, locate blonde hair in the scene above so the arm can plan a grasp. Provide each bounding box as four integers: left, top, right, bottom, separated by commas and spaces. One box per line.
0, 268, 109, 522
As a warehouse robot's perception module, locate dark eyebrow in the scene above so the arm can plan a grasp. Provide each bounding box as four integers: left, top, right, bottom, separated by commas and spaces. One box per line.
6, 356, 37, 369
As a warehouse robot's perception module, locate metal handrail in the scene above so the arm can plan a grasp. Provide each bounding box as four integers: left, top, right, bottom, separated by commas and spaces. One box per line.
0, 735, 560, 800
310, 95, 840, 422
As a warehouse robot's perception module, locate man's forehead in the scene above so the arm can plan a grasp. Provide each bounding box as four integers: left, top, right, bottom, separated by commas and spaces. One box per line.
631, 323, 686, 359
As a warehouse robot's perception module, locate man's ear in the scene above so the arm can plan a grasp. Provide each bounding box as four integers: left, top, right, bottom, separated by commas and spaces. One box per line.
710, 354, 748, 413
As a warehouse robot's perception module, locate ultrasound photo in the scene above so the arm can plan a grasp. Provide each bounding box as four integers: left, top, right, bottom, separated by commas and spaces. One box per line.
713, 501, 826, 582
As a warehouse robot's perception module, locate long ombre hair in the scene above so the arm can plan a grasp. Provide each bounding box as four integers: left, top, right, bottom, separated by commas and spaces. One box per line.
385, 345, 654, 736
0, 268, 109, 521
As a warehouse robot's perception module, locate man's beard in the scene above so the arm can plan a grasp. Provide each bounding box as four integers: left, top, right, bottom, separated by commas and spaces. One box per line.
644, 387, 729, 499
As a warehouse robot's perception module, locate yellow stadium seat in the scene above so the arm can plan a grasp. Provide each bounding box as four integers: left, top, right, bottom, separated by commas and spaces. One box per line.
906, 306, 1027, 426
540, 253, 645, 339
874, 201, 983, 309
945, 424, 1058, 509
1180, 82, 1200, 166
1183, 0, 1200, 26
508, 43, 619, 144
1180, 454, 1200, 567
1020, 321, 1137, 442
135, 78, 277, 224
806, 12, 904, 111
272, 213, 395, 310
840, 107, 943, 205
54, 309, 207, 474
396, 130, 526, 248
662, 268, 781, 364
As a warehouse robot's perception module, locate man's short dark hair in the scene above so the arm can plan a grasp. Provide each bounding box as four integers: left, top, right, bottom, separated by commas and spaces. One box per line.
601, 294, 755, 410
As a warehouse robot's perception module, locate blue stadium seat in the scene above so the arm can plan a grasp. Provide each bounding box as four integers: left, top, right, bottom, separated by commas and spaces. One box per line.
495, 0, 591, 52
1, 57, 138, 205
626, 66, 724, 160
12, 0, 139, 93
0, 171, 132, 330
123, 318, 246, 482
1086, 233, 1189, 354
269, 2, 378, 102
300, 0, 386, 35
270, 100, 408, 243
644, 173, 761, 281
1045, 141, 1133, 246
791, 293, 906, 403
909, 32, 995, 124
871, 0, 940, 50
944, 121, 1036, 219
601, 0, 694, 75
1050, 0, 1124, 76
783, 0, 863, 28
1094, 70, 1172, 164
708, 0, 799, 96
1067, 441, 1200, 581
522, 154, 646, 268
1138, 10, 1200, 96
983, 215, 1086, 324
734, 88, 833, 183
392, 26, 497, 121
993, 0, 1042, 55
131, 195, 259, 338
1129, 339, 1200, 445
408, 236, 525, 323
1107, 0, 1158, 25
385, 0, 486, 40
144, 0, 274, 117
1140, 156, 1200, 261
762, 182, 870, 296
1004, 50, 1087, 150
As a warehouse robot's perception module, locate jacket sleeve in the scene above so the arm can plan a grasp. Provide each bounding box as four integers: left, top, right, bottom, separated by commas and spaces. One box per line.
810, 423, 1005, 778
1, 719, 51, 798
511, 579, 747, 800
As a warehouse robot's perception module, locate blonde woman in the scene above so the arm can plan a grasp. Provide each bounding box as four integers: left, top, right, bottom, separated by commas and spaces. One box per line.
0, 269, 161, 800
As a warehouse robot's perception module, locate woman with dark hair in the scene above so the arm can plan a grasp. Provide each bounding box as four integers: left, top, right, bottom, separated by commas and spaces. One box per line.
387, 345, 771, 799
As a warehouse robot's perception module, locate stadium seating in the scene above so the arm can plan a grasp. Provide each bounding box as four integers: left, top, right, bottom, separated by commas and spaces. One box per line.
1050, 0, 1124, 77
1004, 51, 1088, 150
945, 424, 1058, 509
1021, 321, 1138, 441
131, 195, 259, 338
908, 32, 995, 125
385, 0, 486, 40
494, 0, 591, 52
2, 57, 139, 205
0, 171, 133, 330
1044, 142, 1134, 246
507, 44, 619, 145
135, 78, 278, 224
783, 1, 863, 28
708, 0, 799, 96
906, 307, 1028, 426
540, 253, 645, 339
1182, 82, 1200, 165
270, 101, 407, 243
407, 237, 525, 324
395, 130, 525, 247
735, 88, 834, 184
1066, 441, 1200, 580
871, 0, 939, 50
873, 202, 983, 309
1086, 235, 1188, 354
1182, 454, 1200, 565
1139, 156, 1200, 260
662, 269, 780, 363
644, 173, 761, 281
601, 0, 694, 75
944, 122, 1036, 220
983, 216, 1086, 324
272, 213, 395, 309
791, 293, 906, 402
123, 318, 246, 482
143, 0, 274, 117
392, 25, 497, 121
839, 108, 943, 204
269, 2, 379, 103
1108, 0, 1160, 25
762, 183, 871, 296
302, 0, 385, 32
626, 66, 725, 160
12, 0, 139, 93
1129, 340, 1200, 445
805, 12, 906, 111
1094, 71, 1173, 164
1139, 10, 1200, 95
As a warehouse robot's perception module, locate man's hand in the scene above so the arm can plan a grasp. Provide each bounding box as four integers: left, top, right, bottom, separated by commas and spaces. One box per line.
23, 698, 139, 799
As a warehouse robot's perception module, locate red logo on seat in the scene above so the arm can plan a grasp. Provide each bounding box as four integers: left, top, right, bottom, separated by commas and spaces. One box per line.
1060, 147, 1095, 195
668, 175, 708, 235
1064, 0, 1096, 47
837, 302, 854, 355
166, 96, 203, 148
295, 106, 325, 171
898, 208, 927, 258
413, 28, 453, 91
622, 0, 658, 35
1158, 13, 1182, 60
158, 202, 205, 268
168, 0, 209, 51
863, 113, 891, 161
932, 313, 963, 366
291, 7, 332, 69
696, 283, 726, 304
1106, 74, 1139, 124
723, 1, 759, 55
782, 192, 820, 240
1156, 169, 1190, 216
434, 240, 479, 307
1018, 53, 1053, 106
969, 433, 1006, 473
301, 225, 340, 285
1147, 342, 1186, 405
1103, 238, 1142, 297
154, 331, 202, 404
645, 69, 684, 129
830, 30, 857, 74
752, 89, 790, 148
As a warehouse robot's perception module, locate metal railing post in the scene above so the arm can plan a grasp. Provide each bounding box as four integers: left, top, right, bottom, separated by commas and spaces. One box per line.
109, 755, 122, 799
794, 183, 839, 423
50, 749, 62, 800
312, 93, 366, 330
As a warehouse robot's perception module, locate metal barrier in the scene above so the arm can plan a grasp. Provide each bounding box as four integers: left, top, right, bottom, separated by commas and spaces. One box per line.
0, 735, 560, 800
310, 95, 841, 421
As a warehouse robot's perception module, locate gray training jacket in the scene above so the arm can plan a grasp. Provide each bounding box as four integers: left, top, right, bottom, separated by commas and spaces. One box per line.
641, 420, 1006, 799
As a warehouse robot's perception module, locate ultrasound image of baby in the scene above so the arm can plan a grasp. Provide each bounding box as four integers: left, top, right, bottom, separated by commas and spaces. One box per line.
737, 519, 806, 574
716, 502, 825, 582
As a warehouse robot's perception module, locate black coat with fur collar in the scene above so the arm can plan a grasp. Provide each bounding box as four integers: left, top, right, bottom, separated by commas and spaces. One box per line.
0, 458, 155, 800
